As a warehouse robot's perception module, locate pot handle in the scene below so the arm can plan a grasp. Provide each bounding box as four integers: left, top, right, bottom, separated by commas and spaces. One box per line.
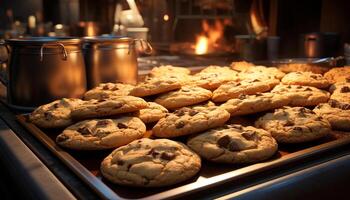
134, 39, 153, 55
40, 42, 68, 61
0, 40, 9, 86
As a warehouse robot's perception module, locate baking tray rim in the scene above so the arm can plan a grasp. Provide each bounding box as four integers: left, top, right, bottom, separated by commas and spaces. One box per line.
16, 114, 350, 200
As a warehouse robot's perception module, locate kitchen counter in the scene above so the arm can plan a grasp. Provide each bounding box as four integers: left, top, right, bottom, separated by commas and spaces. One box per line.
1, 95, 350, 199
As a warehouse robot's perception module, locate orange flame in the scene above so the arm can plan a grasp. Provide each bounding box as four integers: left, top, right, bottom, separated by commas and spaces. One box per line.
195, 19, 229, 55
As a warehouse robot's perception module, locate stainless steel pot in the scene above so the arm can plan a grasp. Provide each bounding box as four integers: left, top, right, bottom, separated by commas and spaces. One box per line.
83, 36, 151, 88
0, 37, 87, 109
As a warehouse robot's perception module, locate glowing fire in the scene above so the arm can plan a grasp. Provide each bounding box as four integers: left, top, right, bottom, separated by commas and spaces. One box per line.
195, 19, 230, 55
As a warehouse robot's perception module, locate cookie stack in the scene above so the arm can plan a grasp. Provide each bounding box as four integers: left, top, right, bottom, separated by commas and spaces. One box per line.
28, 64, 350, 188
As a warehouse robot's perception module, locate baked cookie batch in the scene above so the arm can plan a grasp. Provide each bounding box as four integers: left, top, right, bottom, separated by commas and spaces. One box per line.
29, 63, 350, 187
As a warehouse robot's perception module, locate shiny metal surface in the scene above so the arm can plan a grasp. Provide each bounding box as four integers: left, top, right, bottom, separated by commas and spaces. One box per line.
83, 36, 138, 88
4, 37, 87, 107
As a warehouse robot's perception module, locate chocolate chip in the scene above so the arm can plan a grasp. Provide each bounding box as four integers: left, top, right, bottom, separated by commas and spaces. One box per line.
227, 141, 240, 152
305, 88, 312, 91
255, 93, 263, 96
285, 120, 295, 126
287, 85, 292, 89
56, 135, 69, 142
189, 110, 199, 116
160, 152, 176, 160
182, 89, 190, 92
44, 112, 54, 120
77, 127, 93, 135
328, 99, 339, 108
341, 104, 350, 110
53, 103, 60, 108
340, 86, 350, 93
310, 75, 318, 79
96, 120, 110, 127
236, 82, 241, 86
117, 123, 128, 129
174, 109, 185, 116
117, 160, 124, 165
241, 130, 257, 140
97, 99, 106, 102
217, 135, 231, 148
297, 86, 302, 89
175, 121, 185, 129
315, 104, 323, 109
316, 116, 323, 121
147, 149, 160, 158
102, 85, 111, 90
293, 126, 303, 131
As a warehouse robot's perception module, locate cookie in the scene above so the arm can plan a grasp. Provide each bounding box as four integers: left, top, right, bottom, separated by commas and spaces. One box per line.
278, 63, 328, 74
56, 117, 146, 150
324, 66, 350, 83
230, 61, 255, 72
271, 84, 329, 106
220, 93, 290, 116
255, 107, 331, 143
149, 65, 191, 77
129, 76, 182, 97
281, 71, 330, 88
187, 124, 278, 164
199, 65, 236, 74
152, 106, 230, 138
71, 96, 148, 120
238, 66, 285, 80
329, 82, 350, 104
192, 67, 239, 90
314, 103, 350, 131
29, 98, 83, 128
133, 102, 168, 123
155, 86, 212, 109
83, 83, 134, 100
212, 78, 279, 102
100, 138, 201, 187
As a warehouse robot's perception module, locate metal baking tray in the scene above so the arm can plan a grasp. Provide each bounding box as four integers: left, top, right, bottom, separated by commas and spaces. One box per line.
17, 114, 350, 200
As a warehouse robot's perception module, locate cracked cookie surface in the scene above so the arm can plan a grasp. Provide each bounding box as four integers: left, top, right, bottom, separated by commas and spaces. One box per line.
56, 117, 146, 150
29, 98, 83, 128
281, 71, 330, 88
220, 93, 290, 116
324, 66, 350, 83
100, 138, 201, 187
133, 102, 168, 123
155, 86, 212, 109
236, 66, 285, 80
271, 84, 329, 106
187, 124, 277, 163
152, 106, 230, 138
71, 96, 148, 120
255, 107, 331, 143
83, 83, 134, 100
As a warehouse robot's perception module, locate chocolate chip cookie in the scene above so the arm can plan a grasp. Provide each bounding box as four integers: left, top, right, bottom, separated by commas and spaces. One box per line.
220, 93, 290, 116
152, 106, 230, 138
71, 96, 148, 120
187, 124, 278, 163
133, 102, 168, 123
129, 76, 182, 97
281, 71, 330, 88
329, 82, 350, 104
271, 84, 329, 106
314, 102, 350, 131
83, 83, 134, 100
29, 98, 84, 128
324, 66, 350, 83
192, 67, 239, 90
56, 117, 146, 150
255, 107, 331, 143
212, 78, 279, 102
237, 66, 285, 80
148, 65, 191, 77
100, 138, 201, 187
155, 86, 212, 109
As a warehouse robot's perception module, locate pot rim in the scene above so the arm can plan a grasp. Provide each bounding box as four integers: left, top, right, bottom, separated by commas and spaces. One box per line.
82, 36, 133, 43
5, 37, 82, 45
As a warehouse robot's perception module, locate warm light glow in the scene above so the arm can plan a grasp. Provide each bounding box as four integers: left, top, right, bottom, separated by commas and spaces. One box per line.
163, 14, 169, 21
195, 36, 208, 55
194, 19, 228, 55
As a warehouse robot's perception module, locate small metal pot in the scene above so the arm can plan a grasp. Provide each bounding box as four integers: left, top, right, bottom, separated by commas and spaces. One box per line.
83, 36, 151, 88
0, 37, 87, 109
